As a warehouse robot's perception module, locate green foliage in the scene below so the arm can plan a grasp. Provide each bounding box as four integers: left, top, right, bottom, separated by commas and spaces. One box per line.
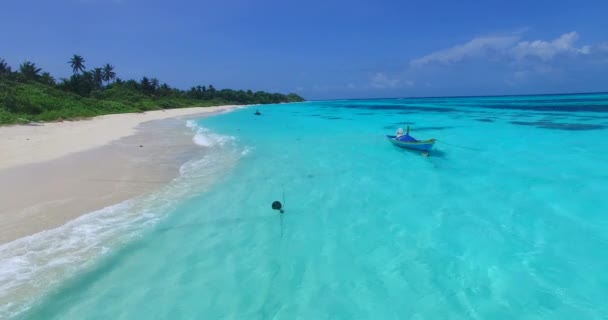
92, 68, 103, 89
0, 59, 12, 78
18, 61, 42, 81
0, 55, 305, 124
40, 72, 55, 86
0, 107, 13, 123
140, 77, 154, 96
57, 72, 95, 97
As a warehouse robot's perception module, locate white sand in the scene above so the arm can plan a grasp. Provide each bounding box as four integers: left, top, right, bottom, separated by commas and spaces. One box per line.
0, 105, 242, 170
0, 105, 245, 243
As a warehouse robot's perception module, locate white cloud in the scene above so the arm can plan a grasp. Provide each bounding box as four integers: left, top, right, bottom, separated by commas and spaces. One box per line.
410, 35, 519, 67
410, 31, 597, 67
511, 32, 589, 61
370, 73, 399, 89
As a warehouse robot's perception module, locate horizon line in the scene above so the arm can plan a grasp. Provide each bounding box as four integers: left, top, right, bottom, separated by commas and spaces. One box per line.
308, 90, 608, 102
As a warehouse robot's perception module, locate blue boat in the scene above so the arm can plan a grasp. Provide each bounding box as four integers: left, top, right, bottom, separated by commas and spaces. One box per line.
386, 135, 436, 152
386, 127, 436, 152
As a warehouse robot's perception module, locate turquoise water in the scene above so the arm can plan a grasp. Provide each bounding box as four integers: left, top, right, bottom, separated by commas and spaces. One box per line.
7, 93, 608, 319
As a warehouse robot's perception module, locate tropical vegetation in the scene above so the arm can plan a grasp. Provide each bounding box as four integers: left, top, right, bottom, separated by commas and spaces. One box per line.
0, 56, 304, 124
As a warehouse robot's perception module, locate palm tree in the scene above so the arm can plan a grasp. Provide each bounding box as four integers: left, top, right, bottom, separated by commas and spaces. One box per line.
189, 86, 198, 97
69, 54, 86, 74
158, 83, 171, 97
0, 58, 11, 76
19, 61, 41, 81
150, 78, 160, 93
208, 84, 216, 98
140, 77, 152, 95
92, 68, 103, 88
40, 72, 56, 86
102, 63, 116, 84
125, 79, 138, 89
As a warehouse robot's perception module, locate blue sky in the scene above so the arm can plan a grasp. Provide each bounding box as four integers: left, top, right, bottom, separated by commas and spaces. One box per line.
2, 0, 608, 99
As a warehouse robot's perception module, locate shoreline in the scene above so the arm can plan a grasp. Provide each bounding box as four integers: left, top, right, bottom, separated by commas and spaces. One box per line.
0, 105, 245, 244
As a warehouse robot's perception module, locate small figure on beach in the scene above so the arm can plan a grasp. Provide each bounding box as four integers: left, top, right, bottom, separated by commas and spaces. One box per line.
254, 109, 261, 116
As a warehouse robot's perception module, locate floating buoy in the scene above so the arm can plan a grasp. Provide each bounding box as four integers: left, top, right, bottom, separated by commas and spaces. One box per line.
272, 200, 284, 213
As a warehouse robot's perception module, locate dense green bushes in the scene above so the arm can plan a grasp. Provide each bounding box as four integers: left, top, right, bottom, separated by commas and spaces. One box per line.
0, 56, 304, 124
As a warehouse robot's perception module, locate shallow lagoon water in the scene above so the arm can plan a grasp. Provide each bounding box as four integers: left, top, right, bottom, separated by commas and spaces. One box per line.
11, 94, 608, 319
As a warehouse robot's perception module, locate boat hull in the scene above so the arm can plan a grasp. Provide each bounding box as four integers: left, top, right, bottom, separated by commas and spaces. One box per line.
386, 135, 436, 152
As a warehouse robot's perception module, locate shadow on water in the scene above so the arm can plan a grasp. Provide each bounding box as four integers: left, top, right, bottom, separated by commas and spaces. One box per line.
389, 144, 447, 159
431, 148, 447, 158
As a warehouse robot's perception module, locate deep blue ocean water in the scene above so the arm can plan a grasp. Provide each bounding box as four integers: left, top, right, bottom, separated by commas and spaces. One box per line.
3, 93, 608, 319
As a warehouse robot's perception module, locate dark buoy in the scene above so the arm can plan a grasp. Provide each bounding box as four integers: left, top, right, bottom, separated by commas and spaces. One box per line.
272, 200, 284, 213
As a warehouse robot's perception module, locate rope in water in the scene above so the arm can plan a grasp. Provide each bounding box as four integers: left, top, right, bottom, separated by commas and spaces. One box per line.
282, 183, 286, 208
435, 139, 483, 151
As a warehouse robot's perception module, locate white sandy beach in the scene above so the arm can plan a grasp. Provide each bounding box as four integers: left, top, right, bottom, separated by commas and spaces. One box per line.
0, 105, 243, 243
0, 106, 242, 170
